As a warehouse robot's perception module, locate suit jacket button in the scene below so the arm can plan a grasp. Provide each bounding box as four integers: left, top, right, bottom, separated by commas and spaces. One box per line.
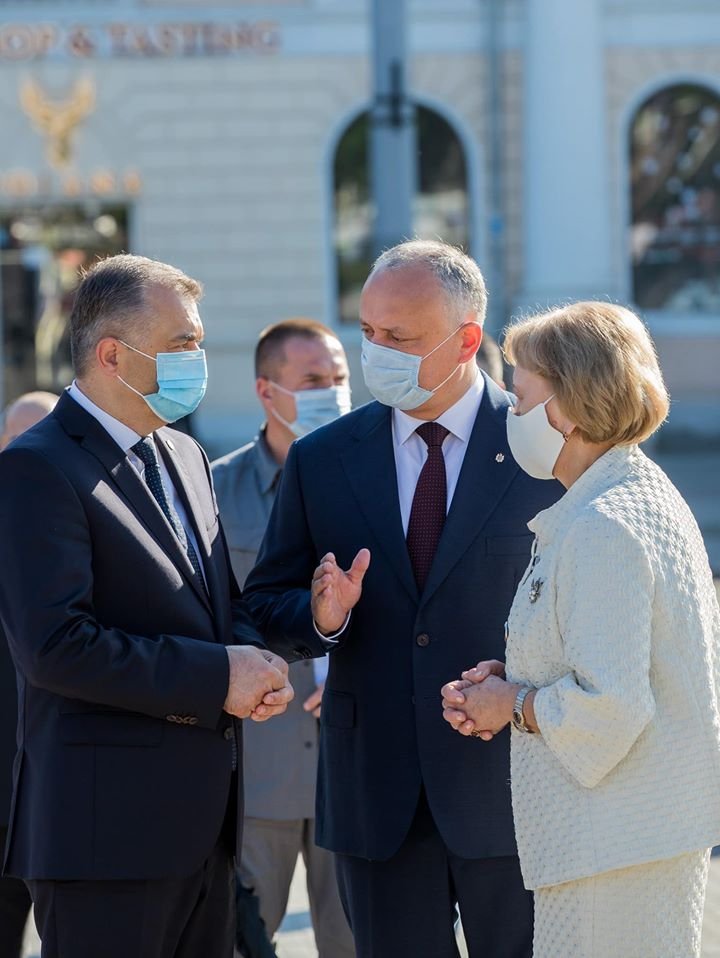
416, 633, 430, 647
224, 727, 234, 740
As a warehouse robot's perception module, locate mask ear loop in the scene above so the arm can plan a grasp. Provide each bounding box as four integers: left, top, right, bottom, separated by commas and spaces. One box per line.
265, 381, 298, 431
419, 322, 475, 395
115, 340, 158, 399
544, 394, 573, 442
118, 340, 156, 362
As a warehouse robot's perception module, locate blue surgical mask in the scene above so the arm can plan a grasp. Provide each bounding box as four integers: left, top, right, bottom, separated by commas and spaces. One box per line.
118, 341, 208, 423
361, 325, 469, 411
269, 382, 352, 437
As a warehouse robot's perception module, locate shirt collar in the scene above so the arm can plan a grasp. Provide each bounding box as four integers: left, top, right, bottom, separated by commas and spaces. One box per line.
255, 427, 283, 493
393, 370, 484, 446
68, 381, 143, 453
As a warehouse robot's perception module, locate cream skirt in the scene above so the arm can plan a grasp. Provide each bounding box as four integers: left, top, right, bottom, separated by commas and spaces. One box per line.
533, 849, 710, 958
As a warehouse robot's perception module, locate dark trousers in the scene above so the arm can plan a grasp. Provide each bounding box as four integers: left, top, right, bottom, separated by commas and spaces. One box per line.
0, 826, 32, 958
28, 839, 234, 958
335, 789, 533, 958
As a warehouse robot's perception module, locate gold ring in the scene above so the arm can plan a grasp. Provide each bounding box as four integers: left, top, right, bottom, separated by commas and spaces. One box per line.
470, 730, 483, 739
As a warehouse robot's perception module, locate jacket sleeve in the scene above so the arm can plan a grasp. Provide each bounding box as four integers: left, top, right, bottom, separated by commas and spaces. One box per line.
532, 511, 656, 789
0, 446, 229, 730
243, 441, 349, 662
199, 441, 267, 651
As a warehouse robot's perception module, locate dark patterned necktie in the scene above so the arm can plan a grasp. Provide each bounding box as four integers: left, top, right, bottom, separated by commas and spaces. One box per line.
131, 438, 207, 595
406, 422, 449, 591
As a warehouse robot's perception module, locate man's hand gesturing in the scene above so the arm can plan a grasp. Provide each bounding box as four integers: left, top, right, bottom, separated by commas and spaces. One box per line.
311, 549, 370, 635
224, 646, 294, 721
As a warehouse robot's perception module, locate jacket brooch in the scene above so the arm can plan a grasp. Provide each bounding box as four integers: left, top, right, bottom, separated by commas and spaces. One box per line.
529, 578, 544, 603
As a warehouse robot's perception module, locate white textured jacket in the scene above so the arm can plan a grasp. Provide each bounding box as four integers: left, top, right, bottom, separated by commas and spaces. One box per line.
506, 445, 720, 890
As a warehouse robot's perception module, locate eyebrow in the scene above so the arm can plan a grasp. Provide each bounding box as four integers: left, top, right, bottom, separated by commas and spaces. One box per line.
170, 331, 202, 343
361, 323, 410, 336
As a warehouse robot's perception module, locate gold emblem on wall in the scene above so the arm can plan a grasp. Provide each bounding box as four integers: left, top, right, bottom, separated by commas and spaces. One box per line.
19, 76, 96, 168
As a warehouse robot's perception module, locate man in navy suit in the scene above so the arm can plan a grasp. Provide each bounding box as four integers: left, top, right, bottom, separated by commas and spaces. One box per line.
0, 392, 58, 958
243, 241, 562, 958
0, 255, 294, 958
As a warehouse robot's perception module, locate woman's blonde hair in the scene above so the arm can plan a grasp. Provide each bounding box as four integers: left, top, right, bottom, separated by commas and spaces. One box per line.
502, 302, 669, 445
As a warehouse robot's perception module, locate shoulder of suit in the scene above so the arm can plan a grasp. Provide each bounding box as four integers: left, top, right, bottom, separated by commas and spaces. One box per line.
480, 372, 514, 413
210, 439, 258, 477
1, 412, 65, 460
293, 400, 386, 453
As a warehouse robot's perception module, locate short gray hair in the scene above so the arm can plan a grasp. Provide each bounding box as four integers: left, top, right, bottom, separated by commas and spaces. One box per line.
70, 254, 203, 376
370, 240, 487, 326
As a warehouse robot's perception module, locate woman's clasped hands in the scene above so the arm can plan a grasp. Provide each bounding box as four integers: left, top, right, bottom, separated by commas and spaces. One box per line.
441, 660, 515, 741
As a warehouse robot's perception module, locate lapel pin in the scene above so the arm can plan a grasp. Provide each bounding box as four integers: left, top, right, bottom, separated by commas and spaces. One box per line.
529, 578, 544, 603
495, 453, 505, 463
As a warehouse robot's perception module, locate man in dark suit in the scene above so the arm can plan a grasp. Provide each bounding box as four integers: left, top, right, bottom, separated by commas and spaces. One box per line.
0, 392, 58, 958
243, 241, 562, 958
0, 255, 295, 958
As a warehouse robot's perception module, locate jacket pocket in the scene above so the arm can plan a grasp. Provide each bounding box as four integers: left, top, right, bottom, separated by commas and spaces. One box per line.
59, 713, 163, 747
322, 690, 356, 729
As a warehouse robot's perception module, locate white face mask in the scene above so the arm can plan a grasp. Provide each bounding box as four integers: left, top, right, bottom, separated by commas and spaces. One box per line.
269, 382, 352, 438
360, 324, 470, 411
506, 395, 566, 480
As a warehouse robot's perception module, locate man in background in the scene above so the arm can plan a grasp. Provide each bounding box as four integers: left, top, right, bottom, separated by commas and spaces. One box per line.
212, 319, 354, 958
0, 391, 58, 958
0, 392, 59, 451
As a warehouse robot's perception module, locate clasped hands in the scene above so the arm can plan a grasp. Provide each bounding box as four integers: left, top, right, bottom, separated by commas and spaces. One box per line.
223, 548, 372, 724
441, 660, 518, 741
224, 646, 294, 722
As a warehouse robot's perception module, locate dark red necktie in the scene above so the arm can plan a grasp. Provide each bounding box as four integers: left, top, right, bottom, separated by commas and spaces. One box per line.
406, 422, 449, 591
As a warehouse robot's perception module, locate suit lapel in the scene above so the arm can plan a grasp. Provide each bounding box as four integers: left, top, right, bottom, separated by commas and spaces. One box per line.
420, 379, 520, 606
54, 393, 211, 612
339, 404, 418, 603
155, 430, 216, 613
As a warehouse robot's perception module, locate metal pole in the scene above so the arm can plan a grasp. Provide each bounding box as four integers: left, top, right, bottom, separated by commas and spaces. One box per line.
486, 0, 507, 338
369, 0, 416, 259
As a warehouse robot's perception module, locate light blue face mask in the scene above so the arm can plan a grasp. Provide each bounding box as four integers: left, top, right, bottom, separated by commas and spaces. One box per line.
360, 324, 468, 411
269, 381, 352, 437
118, 341, 208, 423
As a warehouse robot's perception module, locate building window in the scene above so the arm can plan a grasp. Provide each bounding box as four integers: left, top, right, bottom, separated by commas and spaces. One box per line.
630, 83, 720, 313
0, 204, 128, 403
333, 105, 470, 325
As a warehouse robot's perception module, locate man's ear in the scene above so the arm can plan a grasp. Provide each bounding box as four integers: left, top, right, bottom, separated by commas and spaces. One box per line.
256, 377, 273, 405
459, 321, 482, 362
96, 337, 121, 376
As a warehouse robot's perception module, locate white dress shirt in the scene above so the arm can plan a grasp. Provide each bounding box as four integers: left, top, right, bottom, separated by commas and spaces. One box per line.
392, 372, 484, 533
68, 382, 206, 581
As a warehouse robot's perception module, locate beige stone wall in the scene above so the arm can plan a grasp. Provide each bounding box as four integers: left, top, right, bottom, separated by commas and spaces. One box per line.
412, 50, 524, 321
1, 54, 371, 452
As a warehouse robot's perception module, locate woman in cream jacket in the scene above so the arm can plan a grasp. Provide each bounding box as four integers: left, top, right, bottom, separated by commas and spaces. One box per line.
442, 301, 720, 958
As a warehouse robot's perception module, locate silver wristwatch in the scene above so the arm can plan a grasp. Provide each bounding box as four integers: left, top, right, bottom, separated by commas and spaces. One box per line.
511, 687, 535, 734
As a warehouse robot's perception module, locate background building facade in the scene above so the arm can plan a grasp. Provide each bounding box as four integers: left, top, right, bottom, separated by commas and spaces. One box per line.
0, 0, 718, 454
